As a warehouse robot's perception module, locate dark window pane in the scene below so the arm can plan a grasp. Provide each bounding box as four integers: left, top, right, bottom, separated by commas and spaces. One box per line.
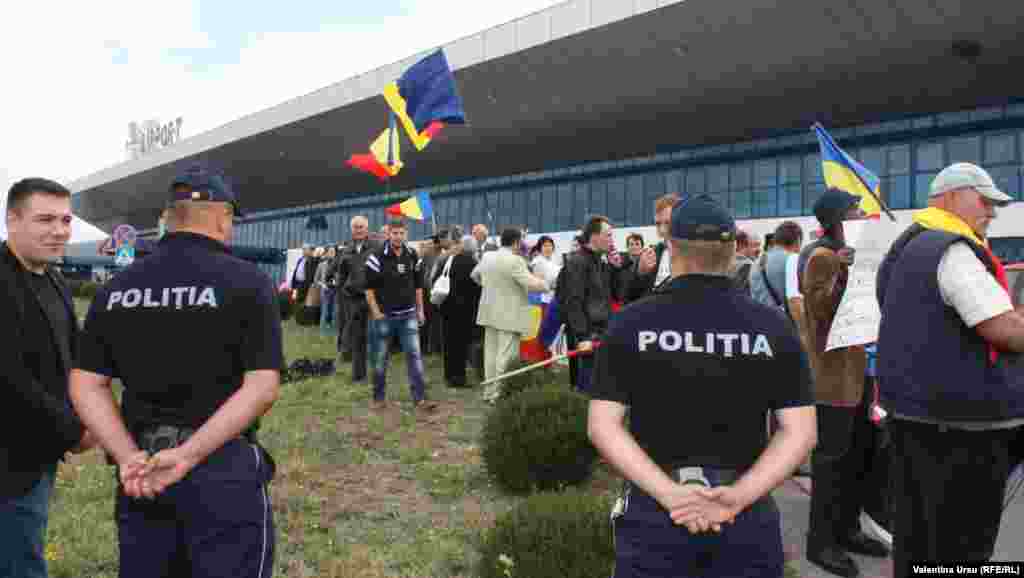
731, 190, 752, 218
989, 165, 1021, 201
858, 146, 884, 177
731, 162, 752, 190
754, 159, 777, 187
606, 177, 626, 225
885, 175, 912, 210
626, 176, 645, 227
804, 181, 825, 214
753, 187, 778, 217
541, 186, 557, 231
780, 156, 802, 184
558, 184, 574, 231
984, 133, 1016, 165
575, 183, 590, 220
663, 170, 681, 195
708, 165, 729, 192
915, 172, 937, 208
527, 189, 542, 233
780, 184, 802, 216
590, 180, 607, 223
686, 167, 706, 193
539, 186, 556, 232
888, 144, 911, 175
645, 172, 666, 213
804, 154, 823, 183
508, 189, 525, 230
917, 142, 944, 171
947, 135, 981, 165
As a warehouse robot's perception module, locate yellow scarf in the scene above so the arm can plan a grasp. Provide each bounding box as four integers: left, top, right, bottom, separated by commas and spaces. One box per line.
912, 207, 986, 248
913, 206, 1007, 364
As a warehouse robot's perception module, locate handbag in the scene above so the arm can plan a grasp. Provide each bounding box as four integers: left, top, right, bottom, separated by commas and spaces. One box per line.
430, 255, 455, 306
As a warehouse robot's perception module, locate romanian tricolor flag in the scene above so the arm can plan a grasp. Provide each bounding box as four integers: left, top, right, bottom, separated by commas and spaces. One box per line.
383, 49, 466, 151
347, 114, 403, 181
384, 191, 433, 221
520, 292, 552, 363
813, 123, 883, 218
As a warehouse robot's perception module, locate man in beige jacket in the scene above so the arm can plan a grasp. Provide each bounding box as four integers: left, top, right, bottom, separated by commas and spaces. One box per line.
472, 227, 549, 403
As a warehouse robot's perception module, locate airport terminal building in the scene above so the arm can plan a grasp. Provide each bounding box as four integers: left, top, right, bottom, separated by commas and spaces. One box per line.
70, 0, 1024, 282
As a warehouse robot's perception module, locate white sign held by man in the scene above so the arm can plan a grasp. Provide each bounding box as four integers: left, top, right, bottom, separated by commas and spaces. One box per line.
825, 217, 906, 351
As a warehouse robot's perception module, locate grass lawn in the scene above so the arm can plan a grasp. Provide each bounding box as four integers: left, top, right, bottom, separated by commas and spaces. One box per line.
48, 302, 800, 577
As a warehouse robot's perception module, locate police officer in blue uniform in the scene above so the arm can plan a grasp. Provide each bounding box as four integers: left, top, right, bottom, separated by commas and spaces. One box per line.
69, 166, 282, 578
588, 194, 817, 578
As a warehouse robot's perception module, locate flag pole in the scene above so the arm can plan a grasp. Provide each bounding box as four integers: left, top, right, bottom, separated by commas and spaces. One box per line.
812, 123, 897, 222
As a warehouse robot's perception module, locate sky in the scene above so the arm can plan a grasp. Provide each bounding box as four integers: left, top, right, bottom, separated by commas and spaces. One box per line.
0, 0, 565, 239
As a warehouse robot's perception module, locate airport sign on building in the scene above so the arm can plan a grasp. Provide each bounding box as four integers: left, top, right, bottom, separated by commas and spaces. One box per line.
125, 118, 183, 160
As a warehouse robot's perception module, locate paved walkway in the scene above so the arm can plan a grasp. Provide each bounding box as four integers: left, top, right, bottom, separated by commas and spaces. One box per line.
774, 468, 1024, 578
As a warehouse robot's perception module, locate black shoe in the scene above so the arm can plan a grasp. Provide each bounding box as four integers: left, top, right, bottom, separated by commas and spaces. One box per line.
807, 546, 859, 578
841, 530, 890, 558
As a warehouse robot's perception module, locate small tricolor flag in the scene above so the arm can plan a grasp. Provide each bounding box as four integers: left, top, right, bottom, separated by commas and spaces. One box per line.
520, 293, 552, 363
385, 191, 433, 221
383, 49, 466, 151
347, 114, 403, 181
813, 123, 883, 218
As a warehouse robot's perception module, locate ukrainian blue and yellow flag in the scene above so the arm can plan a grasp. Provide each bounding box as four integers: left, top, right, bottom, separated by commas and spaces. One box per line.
383, 49, 466, 151
813, 122, 883, 218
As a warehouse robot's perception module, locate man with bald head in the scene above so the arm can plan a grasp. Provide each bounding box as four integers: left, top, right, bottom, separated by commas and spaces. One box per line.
472, 224, 498, 261
335, 215, 379, 381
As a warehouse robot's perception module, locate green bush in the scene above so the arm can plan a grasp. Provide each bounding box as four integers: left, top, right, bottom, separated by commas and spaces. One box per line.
481, 386, 597, 494
477, 488, 614, 578
496, 359, 551, 401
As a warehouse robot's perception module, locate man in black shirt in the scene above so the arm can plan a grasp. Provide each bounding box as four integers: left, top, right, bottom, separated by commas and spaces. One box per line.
560, 214, 630, 393
69, 166, 282, 578
588, 194, 817, 578
1, 178, 97, 578
365, 219, 438, 412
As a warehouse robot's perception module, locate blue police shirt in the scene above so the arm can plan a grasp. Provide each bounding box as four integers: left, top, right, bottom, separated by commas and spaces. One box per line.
76, 232, 284, 430
590, 275, 814, 470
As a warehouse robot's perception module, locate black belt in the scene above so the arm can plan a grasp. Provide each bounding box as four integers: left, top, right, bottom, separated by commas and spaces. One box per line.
135, 424, 258, 455
658, 464, 743, 486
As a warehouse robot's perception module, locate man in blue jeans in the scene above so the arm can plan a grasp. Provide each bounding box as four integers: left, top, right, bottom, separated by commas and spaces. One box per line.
364, 219, 439, 413
1, 178, 98, 578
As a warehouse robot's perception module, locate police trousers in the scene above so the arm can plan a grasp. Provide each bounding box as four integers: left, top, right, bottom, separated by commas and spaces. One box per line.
116, 439, 275, 578
612, 468, 784, 578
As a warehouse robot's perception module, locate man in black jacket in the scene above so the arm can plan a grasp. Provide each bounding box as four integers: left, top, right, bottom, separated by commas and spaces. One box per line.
561, 215, 630, 393
1, 178, 96, 578
628, 193, 680, 301
334, 215, 378, 381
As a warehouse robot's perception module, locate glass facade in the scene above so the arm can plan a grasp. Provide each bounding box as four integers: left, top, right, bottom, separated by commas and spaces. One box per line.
231, 102, 1024, 282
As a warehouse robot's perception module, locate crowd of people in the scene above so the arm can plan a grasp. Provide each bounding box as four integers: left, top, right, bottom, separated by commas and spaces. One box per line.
3, 159, 1023, 578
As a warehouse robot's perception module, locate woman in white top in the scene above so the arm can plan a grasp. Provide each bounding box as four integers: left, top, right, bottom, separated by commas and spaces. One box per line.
529, 235, 559, 303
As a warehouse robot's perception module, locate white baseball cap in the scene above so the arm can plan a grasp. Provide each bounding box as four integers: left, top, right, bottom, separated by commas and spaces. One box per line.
929, 162, 1013, 205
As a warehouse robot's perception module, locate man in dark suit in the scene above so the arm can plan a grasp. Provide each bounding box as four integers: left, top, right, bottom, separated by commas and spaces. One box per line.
335, 216, 378, 381
1, 178, 97, 577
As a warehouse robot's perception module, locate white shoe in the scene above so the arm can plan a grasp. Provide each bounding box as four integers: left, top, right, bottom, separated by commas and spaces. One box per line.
861, 512, 892, 549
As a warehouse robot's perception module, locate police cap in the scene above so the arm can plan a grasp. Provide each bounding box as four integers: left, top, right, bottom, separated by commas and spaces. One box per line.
669, 194, 737, 242
170, 166, 243, 217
